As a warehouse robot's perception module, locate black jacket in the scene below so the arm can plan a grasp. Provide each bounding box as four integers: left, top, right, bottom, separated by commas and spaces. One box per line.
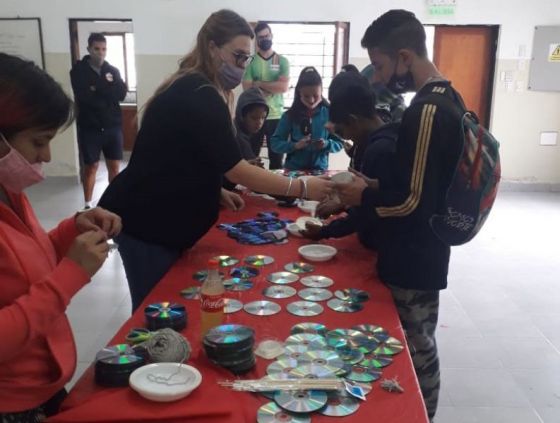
70, 55, 127, 130
320, 123, 399, 249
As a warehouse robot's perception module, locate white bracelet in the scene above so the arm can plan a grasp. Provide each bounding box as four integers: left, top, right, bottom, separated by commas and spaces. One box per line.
285, 177, 294, 196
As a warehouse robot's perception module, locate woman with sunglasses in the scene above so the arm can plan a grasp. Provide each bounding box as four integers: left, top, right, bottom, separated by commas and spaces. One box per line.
99, 9, 333, 311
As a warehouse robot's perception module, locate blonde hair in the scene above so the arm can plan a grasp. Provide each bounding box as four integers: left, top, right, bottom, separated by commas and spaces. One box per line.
143, 10, 253, 115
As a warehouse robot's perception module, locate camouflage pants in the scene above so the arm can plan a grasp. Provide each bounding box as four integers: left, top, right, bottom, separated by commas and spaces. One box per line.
388, 284, 440, 421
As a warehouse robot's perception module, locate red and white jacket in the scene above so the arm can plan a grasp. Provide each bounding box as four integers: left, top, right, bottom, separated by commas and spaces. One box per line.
0, 188, 90, 412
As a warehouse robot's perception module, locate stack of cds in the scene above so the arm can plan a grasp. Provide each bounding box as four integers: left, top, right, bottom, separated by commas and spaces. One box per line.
144, 302, 187, 331
94, 344, 146, 387
203, 324, 256, 374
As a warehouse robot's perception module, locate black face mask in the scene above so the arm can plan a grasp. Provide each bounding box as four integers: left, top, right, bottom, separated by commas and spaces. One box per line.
386, 60, 415, 94
258, 39, 272, 51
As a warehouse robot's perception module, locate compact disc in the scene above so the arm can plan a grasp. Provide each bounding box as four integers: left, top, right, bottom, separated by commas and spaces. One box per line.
212, 255, 239, 267
180, 286, 200, 299
373, 337, 405, 355
224, 278, 253, 291
257, 402, 310, 423
344, 364, 382, 383
290, 322, 327, 336
230, 266, 259, 279
334, 288, 370, 302
319, 391, 360, 417
205, 324, 254, 344
244, 300, 281, 316
287, 301, 324, 317
352, 324, 390, 342
267, 272, 299, 284
267, 358, 300, 376
327, 298, 363, 313
284, 262, 314, 274
274, 390, 327, 413
300, 275, 334, 288
289, 364, 336, 379
193, 270, 224, 282
336, 347, 364, 365
298, 288, 333, 302
263, 285, 297, 299
245, 255, 275, 266
360, 355, 393, 368
299, 350, 344, 373
283, 344, 311, 360
95, 344, 143, 365
326, 329, 378, 353
223, 298, 243, 314
285, 333, 327, 350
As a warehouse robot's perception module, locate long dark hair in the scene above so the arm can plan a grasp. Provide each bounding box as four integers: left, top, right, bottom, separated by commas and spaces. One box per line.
144, 9, 253, 114
286, 66, 328, 120
0, 53, 74, 138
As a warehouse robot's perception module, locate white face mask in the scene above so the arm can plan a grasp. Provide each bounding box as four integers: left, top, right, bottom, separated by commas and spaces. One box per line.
0, 134, 45, 193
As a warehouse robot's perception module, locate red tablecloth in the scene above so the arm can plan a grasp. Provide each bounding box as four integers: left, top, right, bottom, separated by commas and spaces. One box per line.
48, 195, 429, 423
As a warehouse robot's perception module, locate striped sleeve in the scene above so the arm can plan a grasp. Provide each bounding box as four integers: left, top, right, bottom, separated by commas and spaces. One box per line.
361, 103, 439, 217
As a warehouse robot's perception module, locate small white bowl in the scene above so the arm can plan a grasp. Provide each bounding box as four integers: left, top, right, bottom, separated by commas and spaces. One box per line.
298, 200, 319, 215
331, 171, 354, 184
298, 244, 337, 262
129, 363, 202, 402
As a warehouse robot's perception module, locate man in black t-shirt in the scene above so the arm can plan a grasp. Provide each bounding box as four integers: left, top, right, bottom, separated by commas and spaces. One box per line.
334, 10, 464, 421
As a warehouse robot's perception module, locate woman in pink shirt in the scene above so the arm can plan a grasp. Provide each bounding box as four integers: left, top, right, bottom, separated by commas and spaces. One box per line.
0, 53, 121, 422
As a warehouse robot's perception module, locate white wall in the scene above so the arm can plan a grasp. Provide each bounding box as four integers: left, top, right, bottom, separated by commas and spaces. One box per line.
1, 0, 560, 185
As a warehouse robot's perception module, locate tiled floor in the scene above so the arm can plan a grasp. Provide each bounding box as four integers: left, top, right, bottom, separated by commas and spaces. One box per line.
25, 168, 560, 423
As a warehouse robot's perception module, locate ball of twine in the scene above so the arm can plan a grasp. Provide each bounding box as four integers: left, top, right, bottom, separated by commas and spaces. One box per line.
144, 328, 191, 363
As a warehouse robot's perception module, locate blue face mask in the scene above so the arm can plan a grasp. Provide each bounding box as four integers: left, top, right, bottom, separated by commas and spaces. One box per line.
386, 59, 415, 94
219, 61, 244, 90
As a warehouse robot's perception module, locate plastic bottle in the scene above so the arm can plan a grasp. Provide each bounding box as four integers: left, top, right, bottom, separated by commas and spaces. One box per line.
200, 259, 225, 337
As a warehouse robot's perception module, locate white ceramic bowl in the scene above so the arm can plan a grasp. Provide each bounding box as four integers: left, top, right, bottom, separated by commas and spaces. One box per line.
298, 244, 338, 262
129, 363, 202, 402
298, 200, 319, 215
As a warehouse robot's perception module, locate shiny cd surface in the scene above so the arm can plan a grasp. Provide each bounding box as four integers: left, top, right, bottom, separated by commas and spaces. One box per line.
290, 322, 327, 336
326, 329, 379, 353
230, 266, 259, 279
352, 324, 390, 342
289, 364, 336, 379
274, 390, 327, 413
267, 272, 299, 284
212, 255, 239, 267
287, 301, 324, 317
244, 300, 281, 316
180, 286, 200, 299
263, 285, 297, 299
335, 347, 364, 365
257, 402, 310, 423
144, 302, 185, 320
298, 288, 333, 302
193, 270, 224, 282
283, 344, 312, 360
205, 324, 254, 344
299, 350, 344, 373
345, 365, 382, 383
373, 336, 405, 356
284, 262, 314, 274
95, 344, 143, 365
245, 255, 275, 266
360, 355, 393, 368
334, 288, 370, 303
300, 275, 334, 288
223, 298, 243, 314
327, 298, 363, 313
319, 391, 360, 417
267, 358, 300, 376
285, 333, 327, 350
224, 278, 253, 291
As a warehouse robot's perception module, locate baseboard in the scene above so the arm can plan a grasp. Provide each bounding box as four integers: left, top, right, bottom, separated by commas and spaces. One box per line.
499, 180, 560, 192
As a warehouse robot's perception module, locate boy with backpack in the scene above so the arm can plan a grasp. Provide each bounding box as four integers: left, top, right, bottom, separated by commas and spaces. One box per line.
335, 10, 500, 421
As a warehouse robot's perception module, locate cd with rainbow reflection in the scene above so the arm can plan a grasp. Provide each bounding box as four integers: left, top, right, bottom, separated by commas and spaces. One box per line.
212, 255, 240, 267
95, 344, 144, 365
245, 255, 275, 266
205, 324, 254, 345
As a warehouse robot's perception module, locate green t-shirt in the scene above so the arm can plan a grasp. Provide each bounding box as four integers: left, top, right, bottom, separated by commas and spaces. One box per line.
243, 53, 290, 120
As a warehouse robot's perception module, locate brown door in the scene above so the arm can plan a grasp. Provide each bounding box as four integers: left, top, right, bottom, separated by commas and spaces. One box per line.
433, 25, 498, 128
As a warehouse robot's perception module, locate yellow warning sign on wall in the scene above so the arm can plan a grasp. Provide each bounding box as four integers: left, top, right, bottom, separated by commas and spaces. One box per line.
549, 43, 560, 62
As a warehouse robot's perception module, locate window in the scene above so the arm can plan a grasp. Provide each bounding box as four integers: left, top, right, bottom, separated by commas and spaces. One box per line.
267, 22, 349, 108
104, 32, 137, 103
